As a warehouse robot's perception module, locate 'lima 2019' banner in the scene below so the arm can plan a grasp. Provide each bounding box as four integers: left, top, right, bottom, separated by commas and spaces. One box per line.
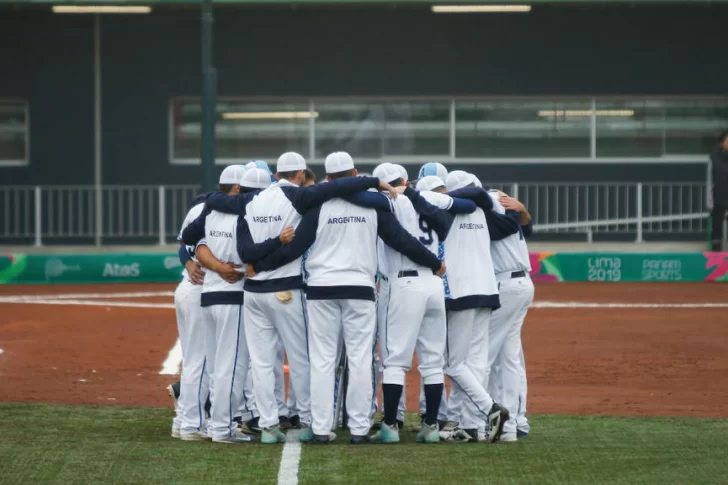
0, 252, 727, 284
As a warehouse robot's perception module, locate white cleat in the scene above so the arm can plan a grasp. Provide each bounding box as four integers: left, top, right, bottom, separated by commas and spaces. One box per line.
181, 430, 211, 441
212, 429, 255, 444
499, 432, 518, 443
171, 428, 181, 439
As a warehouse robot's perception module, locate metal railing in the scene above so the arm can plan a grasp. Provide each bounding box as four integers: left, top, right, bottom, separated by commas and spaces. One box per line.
492, 182, 709, 242
0, 185, 200, 245
0, 182, 712, 245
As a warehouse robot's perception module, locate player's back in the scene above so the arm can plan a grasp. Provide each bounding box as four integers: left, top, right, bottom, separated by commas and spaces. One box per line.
245, 182, 304, 283
378, 195, 434, 276
305, 198, 378, 295
179, 202, 205, 280
487, 191, 531, 274
201, 210, 244, 304
443, 207, 498, 307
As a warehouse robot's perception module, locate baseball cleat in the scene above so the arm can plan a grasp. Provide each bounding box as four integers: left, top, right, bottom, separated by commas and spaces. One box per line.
298, 425, 314, 442
289, 415, 301, 429
412, 414, 426, 432
486, 403, 510, 443
304, 432, 337, 444
351, 435, 372, 444
415, 422, 440, 444
278, 416, 293, 430
171, 427, 181, 439
372, 418, 404, 432
181, 430, 211, 441
443, 427, 476, 443
261, 426, 286, 444
438, 420, 459, 440
212, 429, 255, 444
517, 429, 529, 439
166, 384, 179, 410
499, 432, 518, 443
240, 417, 261, 434
372, 422, 400, 444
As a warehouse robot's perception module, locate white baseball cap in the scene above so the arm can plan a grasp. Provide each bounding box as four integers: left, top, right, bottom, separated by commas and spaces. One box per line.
394, 164, 408, 183
446, 170, 476, 191
418, 162, 448, 185
472, 176, 483, 188
219, 165, 247, 184
416, 175, 445, 192
277, 152, 306, 173
241, 167, 272, 189
373, 163, 402, 184
325, 151, 355, 174
488, 190, 506, 214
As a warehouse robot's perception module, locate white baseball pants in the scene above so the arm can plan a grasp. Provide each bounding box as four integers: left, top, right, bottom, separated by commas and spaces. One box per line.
307, 298, 376, 437
485, 275, 534, 434
237, 370, 257, 422
203, 303, 251, 440
243, 290, 311, 430
445, 307, 494, 429
275, 341, 290, 417
174, 279, 209, 434
380, 273, 446, 386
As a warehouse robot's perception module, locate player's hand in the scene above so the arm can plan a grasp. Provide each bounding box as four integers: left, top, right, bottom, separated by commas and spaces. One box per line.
435, 262, 447, 278
185, 261, 205, 285
393, 186, 407, 194
378, 181, 398, 199
501, 196, 525, 213
217, 262, 243, 283
245, 264, 257, 279
280, 226, 295, 245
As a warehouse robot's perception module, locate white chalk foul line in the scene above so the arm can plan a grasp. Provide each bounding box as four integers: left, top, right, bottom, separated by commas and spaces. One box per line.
0, 291, 174, 302
278, 429, 302, 485
0, 298, 175, 309
159, 338, 182, 375
531, 302, 728, 309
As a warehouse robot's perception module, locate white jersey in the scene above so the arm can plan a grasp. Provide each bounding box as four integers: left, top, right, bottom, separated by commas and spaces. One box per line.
200, 210, 244, 305
244, 180, 304, 287
305, 199, 378, 298
178, 202, 205, 281
442, 207, 500, 310
377, 195, 432, 277
487, 192, 531, 275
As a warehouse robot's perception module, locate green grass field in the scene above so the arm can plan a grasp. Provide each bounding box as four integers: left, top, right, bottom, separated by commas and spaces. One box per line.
1, 403, 727, 485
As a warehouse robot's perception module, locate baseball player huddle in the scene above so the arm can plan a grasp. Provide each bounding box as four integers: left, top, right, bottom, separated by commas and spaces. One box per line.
168, 152, 534, 446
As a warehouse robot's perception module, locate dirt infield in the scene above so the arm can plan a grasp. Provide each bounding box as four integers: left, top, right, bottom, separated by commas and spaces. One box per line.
0, 282, 726, 417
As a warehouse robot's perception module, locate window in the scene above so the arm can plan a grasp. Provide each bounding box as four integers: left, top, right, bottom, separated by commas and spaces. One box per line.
455, 100, 591, 158
0, 100, 28, 165
314, 100, 449, 159
596, 99, 728, 157
171, 98, 310, 163
169, 96, 727, 164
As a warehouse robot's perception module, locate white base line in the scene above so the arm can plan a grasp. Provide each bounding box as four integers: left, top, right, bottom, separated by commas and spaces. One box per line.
159, 338, 182, 375
0, 291, 174, 302
278, 429, 302, 485
0, 298, 175, 309
1, 296, 726, 311
531, 302, 728, 309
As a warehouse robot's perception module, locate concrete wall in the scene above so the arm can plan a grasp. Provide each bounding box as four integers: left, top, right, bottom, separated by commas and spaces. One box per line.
1, 4, 725, 186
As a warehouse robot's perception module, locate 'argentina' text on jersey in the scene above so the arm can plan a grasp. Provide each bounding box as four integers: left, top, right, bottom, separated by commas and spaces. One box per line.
209, 229, 233, 238
459, 222, 485, 230
252, 215, 283, 223
327, 216, 367, 224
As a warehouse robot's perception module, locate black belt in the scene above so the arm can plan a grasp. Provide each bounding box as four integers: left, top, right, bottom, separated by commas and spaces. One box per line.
398, 270, 419, 278
510, 270, 526, 279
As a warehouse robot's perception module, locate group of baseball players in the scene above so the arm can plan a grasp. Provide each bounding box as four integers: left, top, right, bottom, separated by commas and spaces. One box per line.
168, 152, 534, 445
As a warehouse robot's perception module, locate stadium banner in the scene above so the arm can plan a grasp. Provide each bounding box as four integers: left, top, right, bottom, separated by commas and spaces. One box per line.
0, 253, 185, 284
1, 252, 727, 284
